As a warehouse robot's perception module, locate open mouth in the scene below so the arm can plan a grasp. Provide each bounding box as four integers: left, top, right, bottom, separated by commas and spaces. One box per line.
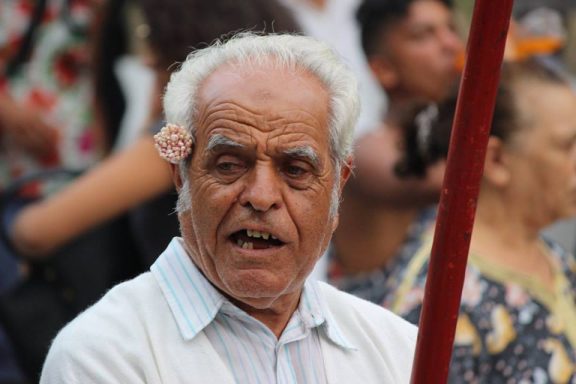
230, 229, 285, 250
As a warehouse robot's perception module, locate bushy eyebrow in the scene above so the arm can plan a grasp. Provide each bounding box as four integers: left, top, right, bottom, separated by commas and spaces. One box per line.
283, 146, 320, 168
205, 134, 320, 167
205, 134, 245, 154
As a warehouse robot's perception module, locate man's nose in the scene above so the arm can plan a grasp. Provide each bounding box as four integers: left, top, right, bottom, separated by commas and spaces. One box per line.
239, 163, 282, 212
440, 27, 464, 55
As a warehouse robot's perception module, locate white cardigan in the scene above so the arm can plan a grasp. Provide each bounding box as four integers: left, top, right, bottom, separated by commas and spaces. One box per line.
41, 273, 417, 383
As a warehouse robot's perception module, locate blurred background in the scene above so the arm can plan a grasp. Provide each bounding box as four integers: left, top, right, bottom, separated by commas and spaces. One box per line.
1, 0, 576, 382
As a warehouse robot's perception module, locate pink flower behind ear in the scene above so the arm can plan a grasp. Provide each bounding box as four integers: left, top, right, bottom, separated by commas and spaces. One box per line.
153, 124, 193, 164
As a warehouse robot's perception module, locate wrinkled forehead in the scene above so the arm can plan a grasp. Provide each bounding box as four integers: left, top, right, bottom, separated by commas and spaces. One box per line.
194, 60, 332, 143
198, 60, 329, 112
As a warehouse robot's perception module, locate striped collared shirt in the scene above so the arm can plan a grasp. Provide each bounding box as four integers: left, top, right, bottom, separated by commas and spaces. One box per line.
151, 238, 355, 384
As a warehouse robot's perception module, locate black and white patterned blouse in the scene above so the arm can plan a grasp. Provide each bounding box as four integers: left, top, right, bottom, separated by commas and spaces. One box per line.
388, 236, 576, 384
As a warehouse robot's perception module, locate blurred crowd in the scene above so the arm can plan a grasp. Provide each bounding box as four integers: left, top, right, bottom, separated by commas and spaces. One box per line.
1, 0, 576, 383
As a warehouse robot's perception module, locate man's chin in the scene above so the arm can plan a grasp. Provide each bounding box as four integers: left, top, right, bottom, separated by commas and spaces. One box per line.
222, 271, 296, 308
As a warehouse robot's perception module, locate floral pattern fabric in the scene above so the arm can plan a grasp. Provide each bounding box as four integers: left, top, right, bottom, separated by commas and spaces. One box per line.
0, 0, 102, 195
388, 236, 576, 384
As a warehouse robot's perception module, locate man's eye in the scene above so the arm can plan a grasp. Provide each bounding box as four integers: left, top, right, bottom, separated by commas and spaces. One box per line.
214, 156, 246, 175
217, 162, 242, 172
285, 165, 306, 177
410, 27, 435, 41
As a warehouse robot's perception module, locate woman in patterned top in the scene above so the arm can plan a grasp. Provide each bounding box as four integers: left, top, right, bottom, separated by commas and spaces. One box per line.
389, 59, 576, 383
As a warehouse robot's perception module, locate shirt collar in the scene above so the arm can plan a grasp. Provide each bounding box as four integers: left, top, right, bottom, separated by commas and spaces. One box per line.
151, 238, 355, 350
303, 279, 357, 350
151, 238, 224, 340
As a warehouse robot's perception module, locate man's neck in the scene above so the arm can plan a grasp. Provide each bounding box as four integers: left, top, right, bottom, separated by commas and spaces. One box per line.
332, 193, 420, 274
190, 250, 303, 340
229, 291, 301, 339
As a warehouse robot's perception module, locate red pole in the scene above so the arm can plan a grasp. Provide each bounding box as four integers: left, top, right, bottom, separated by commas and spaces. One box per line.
410, 0, 514, 383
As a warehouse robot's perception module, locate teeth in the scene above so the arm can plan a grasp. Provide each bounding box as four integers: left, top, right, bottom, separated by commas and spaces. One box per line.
271, 235, 277, 240
241, 242, 253, 249
245, 230, 273, 240
237, 239, 242, 247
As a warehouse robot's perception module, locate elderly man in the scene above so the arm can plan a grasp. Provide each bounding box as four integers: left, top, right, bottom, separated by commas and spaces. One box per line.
40, 33, 416, 383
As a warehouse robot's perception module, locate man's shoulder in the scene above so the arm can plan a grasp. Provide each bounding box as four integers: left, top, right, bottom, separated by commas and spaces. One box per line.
318, 281, 417, 341
41, 273, 165, 382
57, 272, 160, 339
316, 282, 417, 383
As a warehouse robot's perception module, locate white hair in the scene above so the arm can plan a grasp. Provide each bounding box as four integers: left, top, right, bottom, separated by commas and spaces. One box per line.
166, 32, 359, 216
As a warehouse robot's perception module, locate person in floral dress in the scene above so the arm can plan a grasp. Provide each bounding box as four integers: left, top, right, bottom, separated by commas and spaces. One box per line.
0, 0, 107, 196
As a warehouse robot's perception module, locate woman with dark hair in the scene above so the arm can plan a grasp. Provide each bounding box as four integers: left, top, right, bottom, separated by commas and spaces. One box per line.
388, 59, 576, 382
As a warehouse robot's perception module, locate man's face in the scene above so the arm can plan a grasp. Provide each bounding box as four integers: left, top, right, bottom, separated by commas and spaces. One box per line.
371, 0, 463, 102
175, 62, 347, 309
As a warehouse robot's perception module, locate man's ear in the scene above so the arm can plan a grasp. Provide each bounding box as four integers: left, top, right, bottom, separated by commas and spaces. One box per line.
339, 156, 353, 194
331, 156, 354, 232
369, 56, 399, 90
170, 163, 184, 192
483, 137, 511, 188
